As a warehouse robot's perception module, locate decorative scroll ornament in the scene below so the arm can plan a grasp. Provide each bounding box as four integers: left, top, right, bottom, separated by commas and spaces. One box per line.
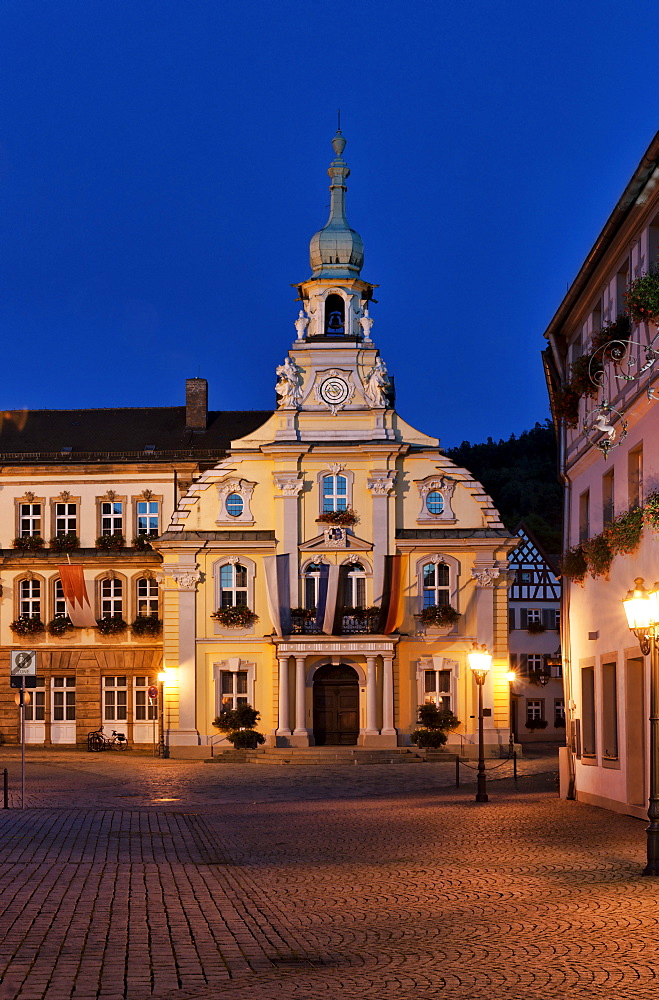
172, 571, 201, 590
367, 473, 396, 496
589, 329, 659, 401
471, 566, 500, 588
314, 369, 355, 415
582, 400, 628, 460
58, 491, 72, 501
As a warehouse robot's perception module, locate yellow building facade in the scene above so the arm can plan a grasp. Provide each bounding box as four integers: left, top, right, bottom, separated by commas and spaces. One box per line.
156, 131, 517, 755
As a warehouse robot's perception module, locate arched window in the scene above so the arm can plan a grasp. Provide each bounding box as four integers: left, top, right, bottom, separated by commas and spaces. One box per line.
426, 491, 444, 515
226, 493, 243, 517
137, 578, 159, 617
343, 563, 366, 608
101, 579, 123, 618
423, 562, 449, 608
20, 579, 41, 618
304, 563, 323, 609
324, 294, 345, 335
220, 564, 248, 608
322, 475, 348, 512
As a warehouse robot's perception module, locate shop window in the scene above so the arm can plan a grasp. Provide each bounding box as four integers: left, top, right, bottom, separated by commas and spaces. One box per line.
103, 677, 127, 722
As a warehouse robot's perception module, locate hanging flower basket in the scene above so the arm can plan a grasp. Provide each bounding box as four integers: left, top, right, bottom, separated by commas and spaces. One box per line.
625, 266, 659, 324
559, 544, 587, 582
527, 621, 546, 634
317, 509, 359, 526
211, 606, 259, 629
13, 536, 45, 551
130, 616, 162, 636
96, 533, 125, 551
604, 506, 643, 556
582, 534, 613, 578
10, 616, 45, 636
47, 616, 75, 636
95, 616, 128, 635
414, 604, 461, 628
50, 533, 80, 553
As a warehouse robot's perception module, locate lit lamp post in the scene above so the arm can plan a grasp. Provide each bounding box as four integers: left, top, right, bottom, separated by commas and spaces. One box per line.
623, 577, 659, 875
468, 643, 492, 803
157, 670, 168, 759
505, 670, 516, 758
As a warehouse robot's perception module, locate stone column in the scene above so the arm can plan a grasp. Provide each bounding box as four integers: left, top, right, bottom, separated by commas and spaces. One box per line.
274, 474, 304, 608
365, 656, 379, 735
166, 570, 202, 746
381, 654, 396, 739
367, 473, 396, 604
277, 656, 291, 740
292, 656, 309, 744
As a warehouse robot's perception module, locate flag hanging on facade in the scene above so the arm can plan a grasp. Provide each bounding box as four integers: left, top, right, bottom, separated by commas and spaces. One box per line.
264, 554, 291, 636
315, 563, 341, 634
57, 565, 97, 628
380, 554, 409, 634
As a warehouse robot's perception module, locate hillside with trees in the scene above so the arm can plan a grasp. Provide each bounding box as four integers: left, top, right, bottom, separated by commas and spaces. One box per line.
446, 420, 562, 554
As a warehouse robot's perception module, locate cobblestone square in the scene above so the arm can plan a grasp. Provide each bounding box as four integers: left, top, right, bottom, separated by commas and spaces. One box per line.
0, 748, 654, 1000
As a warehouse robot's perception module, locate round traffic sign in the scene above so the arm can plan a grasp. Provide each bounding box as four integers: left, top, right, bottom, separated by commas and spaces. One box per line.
148, 685, 158, 700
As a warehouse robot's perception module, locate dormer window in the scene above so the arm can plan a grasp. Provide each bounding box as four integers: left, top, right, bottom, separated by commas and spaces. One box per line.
325, 294, 345, 335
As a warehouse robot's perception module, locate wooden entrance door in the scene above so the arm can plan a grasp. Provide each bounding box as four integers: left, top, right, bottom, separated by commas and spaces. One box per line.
313, 664, 359, 746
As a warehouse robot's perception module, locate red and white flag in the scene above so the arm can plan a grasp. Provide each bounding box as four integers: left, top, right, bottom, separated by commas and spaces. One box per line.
58, 565, 97, 627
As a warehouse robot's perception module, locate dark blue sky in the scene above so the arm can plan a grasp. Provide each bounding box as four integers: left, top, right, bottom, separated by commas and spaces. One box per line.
1, 0, 657, 448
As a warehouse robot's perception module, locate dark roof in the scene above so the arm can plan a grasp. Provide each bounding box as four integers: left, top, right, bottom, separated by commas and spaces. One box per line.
0, 407, 273, 463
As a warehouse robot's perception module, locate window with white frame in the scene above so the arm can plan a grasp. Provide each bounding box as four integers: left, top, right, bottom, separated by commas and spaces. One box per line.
322, 474, 348, 512
220, 670, 248, 710
101, 501, 123, 535
220, 564, 248, 608
424, 668, 452, 710
426, 490, 444, 515
134, 676, 157, 721
19, 579, 41, 619
101, 579, 123, 617
225, 493, 243, 517
24, 679, 45, 722
422, 562, 450, 608
52, 677, 76, 721
55, 503, 77, 536
136, 577, 159, 617
526, 700, 542, 722
527, 654, 543, 675
527, 608, 542, 624
554, 698, 565, 725
103, 676, 127, 721
19, 503, 41, 537
304, 563, 323, 609
54, 579, 67, 618
554, 609, 561, 629
343, 563, 366, 608
136, 500, 159, 536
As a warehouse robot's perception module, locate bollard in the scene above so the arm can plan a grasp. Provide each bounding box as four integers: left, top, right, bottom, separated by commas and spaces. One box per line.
513, 750, 518, 782
455, 754, 460, 788
3, 768, 8, 808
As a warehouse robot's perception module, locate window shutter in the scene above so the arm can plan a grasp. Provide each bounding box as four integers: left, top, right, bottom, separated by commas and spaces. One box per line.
509, 653, 517, 669
520, 608, 528, 629
542, 609, 552, 629
509, 608, 516, 631
519, 653, 528, 675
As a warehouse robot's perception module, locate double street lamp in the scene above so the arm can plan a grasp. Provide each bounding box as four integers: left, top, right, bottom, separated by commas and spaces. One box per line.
623, 577, 659, 876
468, 643, 492, 803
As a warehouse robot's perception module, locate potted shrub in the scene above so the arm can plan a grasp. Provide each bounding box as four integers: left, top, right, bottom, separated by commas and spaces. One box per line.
13, 536, 45, 551
525, 718, 549, 730
211, 606, 259, 629
96, 615, 128, 635
410, 703, 460, 750
212, 704, 266, 750
317, 508, 359, 526
130, 616, 162, 637
415, 604, 461, 629
96, 533, 125, 551
50, 533, 80, 553
47, 616, 75, 636
625, 265, 659, 324
132, 535, 155, 551
10, 616, 45, 636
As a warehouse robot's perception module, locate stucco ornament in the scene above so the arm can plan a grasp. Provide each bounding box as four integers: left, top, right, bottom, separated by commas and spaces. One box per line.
367, 473, 396, 496
294, 310, 309, 339
362, 357, 390, 407
172, 571, 201, 590
471, 566, 500, 588
275, 357, 303, 408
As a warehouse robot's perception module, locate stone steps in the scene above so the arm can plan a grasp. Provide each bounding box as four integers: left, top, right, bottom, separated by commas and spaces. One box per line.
205, 747, 427, 765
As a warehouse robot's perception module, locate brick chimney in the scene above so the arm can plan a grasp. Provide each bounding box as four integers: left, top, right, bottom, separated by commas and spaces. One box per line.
185, 378, 208, 430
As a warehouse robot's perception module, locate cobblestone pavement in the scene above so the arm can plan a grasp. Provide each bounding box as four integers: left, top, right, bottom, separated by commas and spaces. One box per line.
0, 747, 655, 1000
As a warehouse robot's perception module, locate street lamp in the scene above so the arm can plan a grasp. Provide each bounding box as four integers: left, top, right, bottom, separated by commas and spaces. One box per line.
468, 643, 492, 802
623, 577, 659, 875
505, 670, 516, 758
157, 670, 168, 759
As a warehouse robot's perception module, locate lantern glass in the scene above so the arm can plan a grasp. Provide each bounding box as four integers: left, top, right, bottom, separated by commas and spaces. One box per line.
468, 649, 492, 674
623, 579, 652, 631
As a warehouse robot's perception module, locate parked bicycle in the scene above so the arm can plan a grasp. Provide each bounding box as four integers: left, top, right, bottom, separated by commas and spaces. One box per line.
87, 727, 129, 752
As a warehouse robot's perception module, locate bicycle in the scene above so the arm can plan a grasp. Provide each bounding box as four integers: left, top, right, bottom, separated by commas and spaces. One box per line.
86, 727, 129, 751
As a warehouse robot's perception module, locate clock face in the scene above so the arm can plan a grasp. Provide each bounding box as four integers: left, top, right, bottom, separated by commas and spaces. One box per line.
320, 377, 349, 406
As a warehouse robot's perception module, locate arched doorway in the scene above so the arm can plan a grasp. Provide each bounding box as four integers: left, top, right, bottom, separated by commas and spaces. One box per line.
313, 664, 359, 746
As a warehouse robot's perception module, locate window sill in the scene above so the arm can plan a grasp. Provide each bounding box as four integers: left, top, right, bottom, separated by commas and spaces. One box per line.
602, 756, 621, 769
580, 753, 598, 766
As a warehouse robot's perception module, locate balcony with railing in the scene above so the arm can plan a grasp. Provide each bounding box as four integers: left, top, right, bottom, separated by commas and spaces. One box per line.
288, 608, 382, 636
